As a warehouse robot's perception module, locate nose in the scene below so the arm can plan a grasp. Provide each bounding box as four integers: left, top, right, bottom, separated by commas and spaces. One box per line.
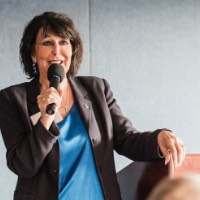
52, 43, 60, 55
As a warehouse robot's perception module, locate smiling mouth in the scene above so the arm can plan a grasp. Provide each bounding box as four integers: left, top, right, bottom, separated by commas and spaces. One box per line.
48, 60, 63, 65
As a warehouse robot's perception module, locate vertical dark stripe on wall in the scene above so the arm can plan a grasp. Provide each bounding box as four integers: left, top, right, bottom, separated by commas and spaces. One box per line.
88, 0, 92, 75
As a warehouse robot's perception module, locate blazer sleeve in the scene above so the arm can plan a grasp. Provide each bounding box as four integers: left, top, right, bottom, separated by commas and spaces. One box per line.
0, 86, 60, 178
103, 78, 163, 161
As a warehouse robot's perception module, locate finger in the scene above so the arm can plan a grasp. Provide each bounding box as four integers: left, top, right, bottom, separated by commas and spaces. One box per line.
168, 142, 178, 167
173, 138, 186, 166
174, 142, 183, 166
38, 95, 48, 103
159, 145, 171, 165
165, 132, 180, 166
39, 89, 61, 104
163, 150, 170, 165
37, 94, 61, 116
39, 87, 58, 98
179, 143, 186, 165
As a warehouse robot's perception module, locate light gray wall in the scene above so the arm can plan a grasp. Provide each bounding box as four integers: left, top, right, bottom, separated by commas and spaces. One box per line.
90, 0, 200, 171
1, 0, 200, 199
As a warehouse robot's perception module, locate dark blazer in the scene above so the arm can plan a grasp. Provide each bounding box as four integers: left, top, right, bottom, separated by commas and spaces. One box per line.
0, 76, 162, 200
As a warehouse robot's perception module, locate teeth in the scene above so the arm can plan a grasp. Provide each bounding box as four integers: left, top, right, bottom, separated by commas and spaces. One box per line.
49, 60, 62, 63
49, 61, 62, 64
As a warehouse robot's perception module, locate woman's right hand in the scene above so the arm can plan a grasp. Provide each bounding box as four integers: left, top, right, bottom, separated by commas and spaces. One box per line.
37, 87, 62, 130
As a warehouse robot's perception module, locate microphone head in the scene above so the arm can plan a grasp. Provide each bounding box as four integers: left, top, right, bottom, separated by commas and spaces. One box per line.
47, 63, 65, 82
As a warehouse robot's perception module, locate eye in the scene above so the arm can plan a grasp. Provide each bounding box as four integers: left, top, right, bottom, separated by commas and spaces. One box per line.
60, 40, 69, 45
42, 41, 52, 46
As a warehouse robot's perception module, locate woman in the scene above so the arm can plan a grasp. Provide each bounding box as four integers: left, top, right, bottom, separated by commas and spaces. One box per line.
0, 11, 185, 200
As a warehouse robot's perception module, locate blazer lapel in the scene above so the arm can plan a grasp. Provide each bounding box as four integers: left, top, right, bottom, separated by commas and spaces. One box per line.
26, 78, 41, 116
69, 76, 91, 132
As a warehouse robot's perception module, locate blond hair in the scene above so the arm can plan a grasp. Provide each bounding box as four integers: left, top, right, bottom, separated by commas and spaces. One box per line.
146, 174, 200, 200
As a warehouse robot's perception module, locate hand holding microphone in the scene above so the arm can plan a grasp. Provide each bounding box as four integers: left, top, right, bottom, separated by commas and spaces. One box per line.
37, 63, 65, 129
45, 63, 65, 115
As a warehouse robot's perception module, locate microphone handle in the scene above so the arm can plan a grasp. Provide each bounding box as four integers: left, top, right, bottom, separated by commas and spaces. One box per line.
49, 76, 60, 89
46, 76, 60, 115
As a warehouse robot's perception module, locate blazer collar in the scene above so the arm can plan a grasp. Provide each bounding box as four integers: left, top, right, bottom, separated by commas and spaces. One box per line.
68, 76, 87, 98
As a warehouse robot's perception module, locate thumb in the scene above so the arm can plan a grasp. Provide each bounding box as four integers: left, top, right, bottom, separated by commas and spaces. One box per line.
160, 145, 170, 165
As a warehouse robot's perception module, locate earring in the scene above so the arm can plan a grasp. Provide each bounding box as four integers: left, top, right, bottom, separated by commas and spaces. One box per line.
32, 62, 38, 76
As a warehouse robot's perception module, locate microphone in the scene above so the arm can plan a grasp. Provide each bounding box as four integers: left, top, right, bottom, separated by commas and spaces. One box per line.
46, 63, 65, 115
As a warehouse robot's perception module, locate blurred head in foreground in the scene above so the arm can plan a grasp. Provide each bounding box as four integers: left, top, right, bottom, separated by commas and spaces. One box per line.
146, 174, 200, 200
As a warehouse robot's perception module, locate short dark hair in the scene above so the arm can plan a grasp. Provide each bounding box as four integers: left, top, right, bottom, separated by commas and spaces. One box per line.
20, 11, 83, 78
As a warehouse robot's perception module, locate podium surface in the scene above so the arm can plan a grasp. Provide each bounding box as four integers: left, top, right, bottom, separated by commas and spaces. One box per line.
117, 154, 200, 200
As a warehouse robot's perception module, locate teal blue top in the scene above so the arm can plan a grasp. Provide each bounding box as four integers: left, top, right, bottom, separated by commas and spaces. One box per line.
57, 103, 105, 200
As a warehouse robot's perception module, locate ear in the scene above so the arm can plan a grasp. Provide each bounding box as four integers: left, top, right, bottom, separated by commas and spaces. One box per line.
31, 46, 37, 62
31, 54, 36, 63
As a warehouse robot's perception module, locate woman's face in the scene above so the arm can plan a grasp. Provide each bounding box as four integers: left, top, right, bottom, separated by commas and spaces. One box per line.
31, 28, 72, 82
